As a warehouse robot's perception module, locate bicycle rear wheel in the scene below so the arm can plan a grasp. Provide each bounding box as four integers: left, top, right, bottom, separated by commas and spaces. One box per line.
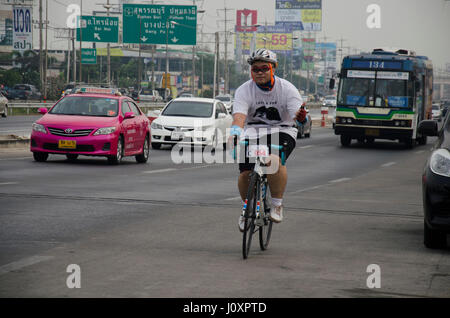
242, 173, 258, 259
259, 180, 273, 250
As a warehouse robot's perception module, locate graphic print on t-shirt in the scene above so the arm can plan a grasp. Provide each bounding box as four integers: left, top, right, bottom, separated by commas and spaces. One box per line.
254, 106, 282, 122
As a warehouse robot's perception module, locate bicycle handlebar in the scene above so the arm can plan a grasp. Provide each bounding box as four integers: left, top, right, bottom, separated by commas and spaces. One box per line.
233, 136, 287, 166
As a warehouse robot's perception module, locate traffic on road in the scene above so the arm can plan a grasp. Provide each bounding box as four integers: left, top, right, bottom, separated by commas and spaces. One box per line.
0, 0, 449, 305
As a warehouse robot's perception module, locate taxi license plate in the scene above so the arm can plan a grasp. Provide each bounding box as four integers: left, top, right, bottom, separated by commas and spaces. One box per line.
365, 128, 380, 137
58, 140, 76, 149
171, 131, 184, 140
247, 145, 269, 158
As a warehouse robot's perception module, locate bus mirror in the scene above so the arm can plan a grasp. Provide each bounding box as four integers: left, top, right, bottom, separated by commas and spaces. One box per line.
329, 78, 335, 90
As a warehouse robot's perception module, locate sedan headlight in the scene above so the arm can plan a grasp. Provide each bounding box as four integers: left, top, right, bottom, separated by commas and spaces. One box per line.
32, 123, 47, 134
151, 122, 163, 130
93, 126, 116, 135
201, 124, 214, 132
430, 149, 450, 177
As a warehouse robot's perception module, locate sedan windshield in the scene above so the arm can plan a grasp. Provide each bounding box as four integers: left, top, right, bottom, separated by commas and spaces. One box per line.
162, 101, 213, 118
49, 96, 119, 117
216, 96, 231, 102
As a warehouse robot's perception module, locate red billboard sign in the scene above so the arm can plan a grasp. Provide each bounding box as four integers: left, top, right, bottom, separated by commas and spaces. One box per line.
236, 9, 257, 32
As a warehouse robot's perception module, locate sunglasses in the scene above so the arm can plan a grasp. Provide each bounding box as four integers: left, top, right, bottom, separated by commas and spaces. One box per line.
251, 65, 271, 73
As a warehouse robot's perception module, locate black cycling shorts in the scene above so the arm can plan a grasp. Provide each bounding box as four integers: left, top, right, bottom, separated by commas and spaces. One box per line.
238, 132, 296, 173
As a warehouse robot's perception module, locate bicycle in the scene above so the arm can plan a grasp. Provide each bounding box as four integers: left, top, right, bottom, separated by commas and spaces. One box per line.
233, 136, 287, 259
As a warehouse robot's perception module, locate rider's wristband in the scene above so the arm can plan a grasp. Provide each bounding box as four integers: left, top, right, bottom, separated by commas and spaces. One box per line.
230, 125, 242, 137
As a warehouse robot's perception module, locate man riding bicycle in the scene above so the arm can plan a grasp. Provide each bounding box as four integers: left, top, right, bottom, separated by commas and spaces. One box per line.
229, 48, 307, 232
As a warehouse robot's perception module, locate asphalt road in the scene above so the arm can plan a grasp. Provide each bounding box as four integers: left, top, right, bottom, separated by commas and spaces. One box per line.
0, 127, 449, 298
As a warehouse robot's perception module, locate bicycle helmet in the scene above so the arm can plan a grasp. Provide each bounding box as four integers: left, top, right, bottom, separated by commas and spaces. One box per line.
247, 48, 278, 67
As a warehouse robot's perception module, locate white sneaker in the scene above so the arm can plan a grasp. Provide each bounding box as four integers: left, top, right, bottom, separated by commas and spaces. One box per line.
270, 205, 284, 223
238, 215, 245, 232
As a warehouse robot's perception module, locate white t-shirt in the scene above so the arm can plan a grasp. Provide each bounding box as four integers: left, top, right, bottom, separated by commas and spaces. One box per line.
232, 76, 303, 140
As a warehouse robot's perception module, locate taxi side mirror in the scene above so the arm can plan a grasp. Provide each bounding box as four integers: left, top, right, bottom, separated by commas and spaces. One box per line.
124, 111, 135, 119
38, 107, 48, 114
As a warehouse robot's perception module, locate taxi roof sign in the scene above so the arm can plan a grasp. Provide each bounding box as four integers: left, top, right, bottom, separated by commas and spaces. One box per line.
75, 87, 122, 96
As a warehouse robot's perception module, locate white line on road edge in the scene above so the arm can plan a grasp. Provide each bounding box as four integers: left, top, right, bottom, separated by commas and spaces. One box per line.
329, 177, 352, 183
0, 157, 31, 161
381, 162, 396, 168
290, 184, 327, 194
224, 196, 242, 201
0, 255, 54, 276
143, 168, 177, 174
0, 182, 18, 186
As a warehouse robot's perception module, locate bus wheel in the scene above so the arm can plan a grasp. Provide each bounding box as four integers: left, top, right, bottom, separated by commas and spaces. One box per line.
340, 135, 351, 147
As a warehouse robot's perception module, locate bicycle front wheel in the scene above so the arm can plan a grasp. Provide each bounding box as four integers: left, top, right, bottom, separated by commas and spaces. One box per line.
243, 173, 258, 259
259, 180, 273, 250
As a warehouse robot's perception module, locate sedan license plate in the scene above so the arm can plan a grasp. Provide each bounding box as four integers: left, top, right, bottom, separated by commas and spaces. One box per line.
58, 140, 76, 149
247, 145, 269, 158
171, 131, 184, 140
365, 128, 380, 137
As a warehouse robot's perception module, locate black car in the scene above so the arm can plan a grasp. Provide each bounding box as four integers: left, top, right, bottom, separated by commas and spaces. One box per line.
418, 111, 450, 248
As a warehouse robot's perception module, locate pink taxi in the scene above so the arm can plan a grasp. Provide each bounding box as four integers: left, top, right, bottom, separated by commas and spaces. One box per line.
30, 87, 150, 164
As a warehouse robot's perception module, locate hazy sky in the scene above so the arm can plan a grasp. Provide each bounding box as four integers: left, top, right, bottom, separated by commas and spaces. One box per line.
15, 0, 450, 69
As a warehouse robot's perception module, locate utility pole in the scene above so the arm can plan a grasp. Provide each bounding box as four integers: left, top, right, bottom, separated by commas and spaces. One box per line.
213, 31, 219, 98
44, 0, 48, 101
79, 0, 83, 83
217, 6, 233, 94
104, 0, 112, 86
39, 0, 43, 100
337, 37, 347, 72
72, 29, 76, 82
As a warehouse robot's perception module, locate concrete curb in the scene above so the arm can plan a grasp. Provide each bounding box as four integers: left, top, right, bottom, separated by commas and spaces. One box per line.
0, 135, 30, 148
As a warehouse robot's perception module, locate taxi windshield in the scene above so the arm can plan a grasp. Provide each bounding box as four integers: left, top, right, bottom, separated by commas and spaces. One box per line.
49, 96, 119, 117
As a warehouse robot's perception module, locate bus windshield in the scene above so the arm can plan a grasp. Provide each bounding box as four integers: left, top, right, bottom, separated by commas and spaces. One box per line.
338, 71, 413, 108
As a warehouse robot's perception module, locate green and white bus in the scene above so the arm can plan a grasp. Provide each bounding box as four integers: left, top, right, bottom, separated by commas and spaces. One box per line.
332, 48, 433, 148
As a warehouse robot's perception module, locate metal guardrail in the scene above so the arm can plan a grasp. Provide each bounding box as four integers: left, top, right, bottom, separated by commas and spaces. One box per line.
7, 102, 166, 116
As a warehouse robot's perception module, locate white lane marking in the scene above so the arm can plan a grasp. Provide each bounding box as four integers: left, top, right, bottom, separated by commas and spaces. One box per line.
0, 157, 31, 161
0, 182, 18, 186
290, 184, 327, 194
329, 177, 352, 183
0, 255, 54, 276
415, 150, 425, 154
381, 161, 396, 168
298, 145, 314, 149
224, 196, 242, 201
143, 168, 176, 174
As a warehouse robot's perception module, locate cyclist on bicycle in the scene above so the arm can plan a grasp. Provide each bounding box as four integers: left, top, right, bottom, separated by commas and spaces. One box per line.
229, 48, 307, 232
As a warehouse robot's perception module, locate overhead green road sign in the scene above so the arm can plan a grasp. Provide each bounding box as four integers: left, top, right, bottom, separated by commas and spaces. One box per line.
123, 4, 197, 45
81, 48, 97, 64
77, 16, 119, 43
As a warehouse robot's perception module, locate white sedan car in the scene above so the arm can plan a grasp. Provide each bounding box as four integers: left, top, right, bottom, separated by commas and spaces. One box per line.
431, 103, 442, 122
150, 97, 232, 149
0, 92, 8, 118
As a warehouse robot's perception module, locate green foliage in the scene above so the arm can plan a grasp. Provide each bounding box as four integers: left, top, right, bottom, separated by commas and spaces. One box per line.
0, 68, 22, 87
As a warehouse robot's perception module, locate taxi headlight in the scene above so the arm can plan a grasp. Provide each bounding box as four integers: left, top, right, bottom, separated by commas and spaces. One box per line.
201, 124, 214, 132
430, 149, 450, 177
32, 123, 47, 134
94, 127, 116, 135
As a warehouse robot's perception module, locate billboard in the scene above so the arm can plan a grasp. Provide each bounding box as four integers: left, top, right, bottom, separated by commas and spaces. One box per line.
236, 32, 294, 55
275, 0, 322, 31
236, 9, 257, 32
12, 6, 32, 52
